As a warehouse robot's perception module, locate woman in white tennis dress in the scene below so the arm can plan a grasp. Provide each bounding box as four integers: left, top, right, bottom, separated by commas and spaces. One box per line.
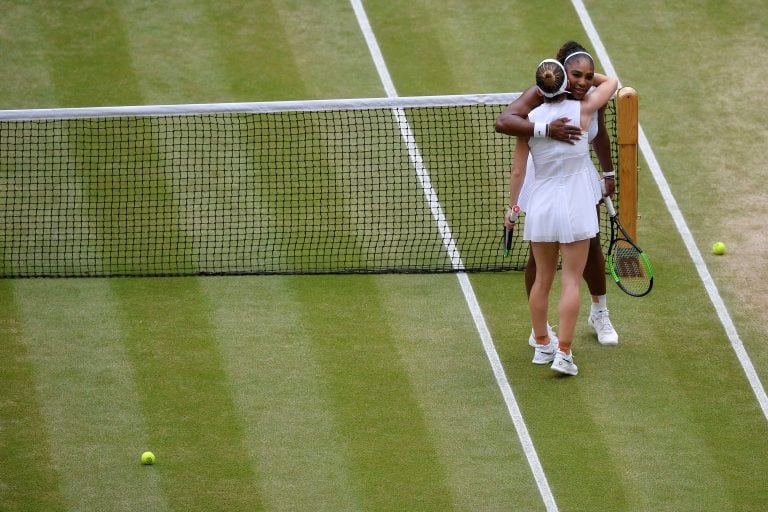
497, 44, 620, 348
507, 59, 617, 375
516, 102, 598, 215
524, 98, 601, 242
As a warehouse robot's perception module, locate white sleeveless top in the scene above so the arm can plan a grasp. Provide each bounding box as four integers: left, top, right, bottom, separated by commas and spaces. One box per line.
517, 102, 599, 212
522, 99, 601, 243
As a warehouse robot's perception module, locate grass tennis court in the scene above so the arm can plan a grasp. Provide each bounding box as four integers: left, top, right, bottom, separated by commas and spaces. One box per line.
2, 1, 768, 511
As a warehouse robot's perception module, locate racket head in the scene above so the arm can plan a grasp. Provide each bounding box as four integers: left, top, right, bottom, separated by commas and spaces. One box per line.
607, 238, 654, 297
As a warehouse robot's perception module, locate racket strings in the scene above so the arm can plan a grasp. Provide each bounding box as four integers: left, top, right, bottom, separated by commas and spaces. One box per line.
609, 239, 652, 296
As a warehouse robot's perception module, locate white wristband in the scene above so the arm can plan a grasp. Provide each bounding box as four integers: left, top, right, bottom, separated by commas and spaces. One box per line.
602, 171, 615, 178
533, 122, 547, 138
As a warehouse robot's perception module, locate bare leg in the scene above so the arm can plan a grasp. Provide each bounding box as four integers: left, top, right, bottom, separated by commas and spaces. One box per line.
529, 242, 559, 343
557, 239, 590, 354
525, 244, 536, 299
583, 235, 606, 297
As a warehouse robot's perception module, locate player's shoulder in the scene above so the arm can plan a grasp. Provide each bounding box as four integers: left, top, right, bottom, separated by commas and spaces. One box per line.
517, 85, 542, 104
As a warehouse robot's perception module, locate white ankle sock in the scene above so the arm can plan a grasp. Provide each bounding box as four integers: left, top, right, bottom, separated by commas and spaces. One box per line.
591, 295, 607, 315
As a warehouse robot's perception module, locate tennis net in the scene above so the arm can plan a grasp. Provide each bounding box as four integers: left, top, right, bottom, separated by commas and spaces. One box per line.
0, 92, 626, 277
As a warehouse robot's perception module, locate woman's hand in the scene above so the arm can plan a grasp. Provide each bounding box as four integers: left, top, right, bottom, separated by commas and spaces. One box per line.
603, 177, 616, 197
504, 206, 519, 230
548, 117, 582, 144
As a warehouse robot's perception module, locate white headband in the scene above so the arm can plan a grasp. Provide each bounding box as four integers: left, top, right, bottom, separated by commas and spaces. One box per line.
564, 51, 593, 63
536, 59, 568, 98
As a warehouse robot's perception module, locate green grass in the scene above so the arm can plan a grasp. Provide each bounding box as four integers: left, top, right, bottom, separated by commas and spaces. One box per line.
1, 1, 768, 511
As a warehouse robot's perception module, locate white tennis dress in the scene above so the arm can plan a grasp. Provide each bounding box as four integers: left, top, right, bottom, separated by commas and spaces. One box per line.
522, 99, 601, 243
518, 103, 599, 212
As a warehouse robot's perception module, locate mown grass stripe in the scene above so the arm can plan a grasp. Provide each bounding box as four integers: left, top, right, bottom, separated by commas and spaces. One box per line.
648, 302, 767, 508
362, 0, 577, 97
34, 0, 203, 277
200, 0, 310, 101
200, 275, 361, 511
288, 275, 455, 511
572, 0, 768, 422
0, 3, 57, 109
0, 281, 66, 512
468, 273, 632, 509
351, 3, 557, 508
35, 1, 143, 107
12, 279, 167, 511
373, 274, 547, 510
270, 0, 386, 99
570, 316, 732, 510
116, 1, 234, 105
111, 277, 262, 511
470, 269, 768, 510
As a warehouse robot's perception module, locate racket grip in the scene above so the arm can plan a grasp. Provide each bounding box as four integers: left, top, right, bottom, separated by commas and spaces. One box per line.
503, 227, 513, 257
603, 195, 617, 217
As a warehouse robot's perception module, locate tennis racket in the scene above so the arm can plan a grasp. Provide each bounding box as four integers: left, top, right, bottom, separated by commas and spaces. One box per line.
603, 196, 653, 297
502, 205, 520, 257
503, 227, 513, 257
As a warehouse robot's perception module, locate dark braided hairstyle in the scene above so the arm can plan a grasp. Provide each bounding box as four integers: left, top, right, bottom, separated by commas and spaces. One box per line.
535, 60, 567, 98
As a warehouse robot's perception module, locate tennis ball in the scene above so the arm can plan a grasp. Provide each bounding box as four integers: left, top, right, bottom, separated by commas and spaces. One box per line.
712, 242, 726, 255
141, 451, 156, 465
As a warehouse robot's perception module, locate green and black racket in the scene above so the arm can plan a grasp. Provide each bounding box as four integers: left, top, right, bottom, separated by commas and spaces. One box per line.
603, 196, 653, 297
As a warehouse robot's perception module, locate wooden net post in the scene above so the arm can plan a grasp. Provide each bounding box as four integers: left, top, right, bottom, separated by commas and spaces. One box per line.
617, 86, 638, 240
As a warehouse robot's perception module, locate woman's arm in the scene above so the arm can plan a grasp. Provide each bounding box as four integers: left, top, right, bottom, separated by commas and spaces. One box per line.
495, 86, 541, 137
495, 85, 581, 143
580, 73, 618, 124
505, 137, 530, 229
591, 105, 616, 196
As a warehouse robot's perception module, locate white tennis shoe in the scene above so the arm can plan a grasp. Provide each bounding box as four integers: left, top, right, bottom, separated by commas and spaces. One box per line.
532, 337, 558, 365
528, 324, 559, 347
588, 310, 619, 345
551, 350, 578, 376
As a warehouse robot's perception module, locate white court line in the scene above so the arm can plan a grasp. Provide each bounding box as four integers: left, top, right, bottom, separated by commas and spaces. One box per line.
571, 0, 768, 421
349, 1, 558, 510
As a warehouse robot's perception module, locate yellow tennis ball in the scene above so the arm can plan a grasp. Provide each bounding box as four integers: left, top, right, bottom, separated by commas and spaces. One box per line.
712, 242, 726, 255
141, 451, 156, 465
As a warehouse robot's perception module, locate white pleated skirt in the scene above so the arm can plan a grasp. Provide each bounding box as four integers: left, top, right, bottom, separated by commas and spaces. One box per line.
523, 166, 601, 243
